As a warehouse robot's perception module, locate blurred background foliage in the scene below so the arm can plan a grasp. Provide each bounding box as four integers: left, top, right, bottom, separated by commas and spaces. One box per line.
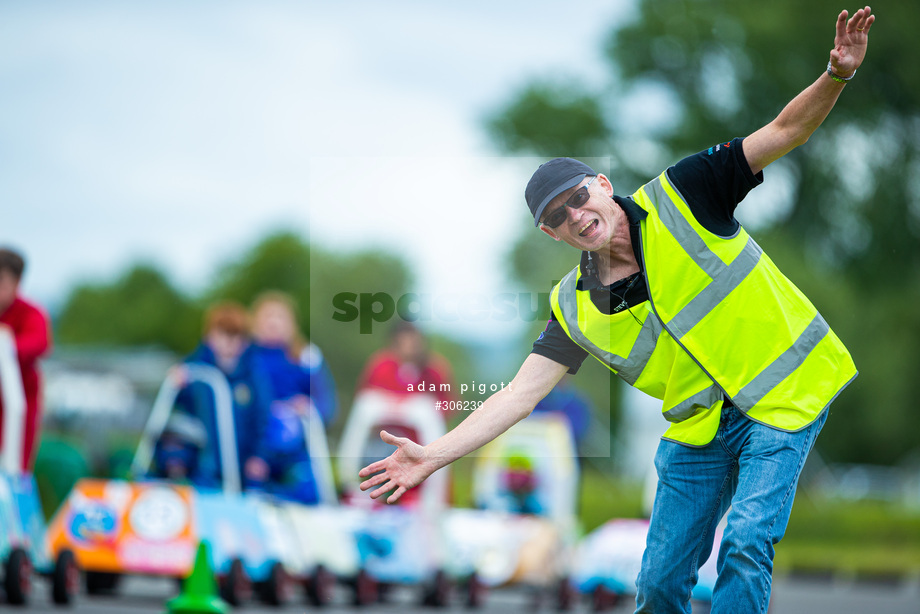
56, 265, 201, 354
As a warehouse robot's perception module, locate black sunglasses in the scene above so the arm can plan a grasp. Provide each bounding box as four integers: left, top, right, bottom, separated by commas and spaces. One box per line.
541, 175, 598, 229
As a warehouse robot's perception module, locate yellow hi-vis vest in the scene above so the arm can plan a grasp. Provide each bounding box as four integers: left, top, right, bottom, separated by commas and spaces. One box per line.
549, 171, 857, 446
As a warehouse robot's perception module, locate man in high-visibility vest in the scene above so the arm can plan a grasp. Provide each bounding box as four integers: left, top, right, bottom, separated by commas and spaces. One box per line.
359, 7, 874, 612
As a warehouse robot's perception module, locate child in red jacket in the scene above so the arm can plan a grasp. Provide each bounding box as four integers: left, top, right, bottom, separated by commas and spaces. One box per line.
0, 248, 52, 472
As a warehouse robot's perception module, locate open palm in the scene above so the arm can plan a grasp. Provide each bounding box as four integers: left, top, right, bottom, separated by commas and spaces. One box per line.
358, 430, 433, 504
830, 6, 875, 76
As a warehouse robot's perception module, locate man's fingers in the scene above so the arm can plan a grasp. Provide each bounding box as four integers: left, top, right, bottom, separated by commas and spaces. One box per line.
835, 10, 849, 42
380, 429, 407, 446
370, 480, 394, 499
849, 10, 861, 33
847, 7, 873, 34
359, 459, 386, 477
387, 486, 407, 504
359, 471, 389, 491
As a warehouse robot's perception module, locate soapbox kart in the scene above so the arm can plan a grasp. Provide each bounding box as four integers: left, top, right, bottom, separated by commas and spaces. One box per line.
442, 411, 581, 608
337, 389, 454, 606
0, 327, 80, 606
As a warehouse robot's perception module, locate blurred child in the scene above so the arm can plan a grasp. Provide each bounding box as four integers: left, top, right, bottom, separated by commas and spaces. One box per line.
530, 375, 591, 448
156, 302, 272, 489
358, 321, 455, 409
500, 451, 544, 516
0, 247, 52, 472
250, 292, 337, 423
153, 412, 208, 482
250, 291, 338, 504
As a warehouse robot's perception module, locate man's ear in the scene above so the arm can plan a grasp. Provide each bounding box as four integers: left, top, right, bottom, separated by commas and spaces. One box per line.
597, 173, 614, 197
539, 225, 561, 241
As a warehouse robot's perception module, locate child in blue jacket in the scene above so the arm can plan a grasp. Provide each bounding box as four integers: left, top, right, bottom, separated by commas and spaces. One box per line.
249, 292, 338, 504
156, 302, 273, 489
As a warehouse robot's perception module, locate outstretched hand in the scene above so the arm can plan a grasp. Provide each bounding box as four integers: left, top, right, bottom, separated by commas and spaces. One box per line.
358, 430, 433, 504
830, 6, 875, 78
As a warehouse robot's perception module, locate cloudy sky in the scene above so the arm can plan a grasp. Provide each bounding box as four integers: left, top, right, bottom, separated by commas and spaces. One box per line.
1, 0, 644, 343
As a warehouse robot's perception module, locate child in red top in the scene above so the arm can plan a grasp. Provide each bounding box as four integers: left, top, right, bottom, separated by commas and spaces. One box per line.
0, 248, 53, 472
358, 321, 455, 409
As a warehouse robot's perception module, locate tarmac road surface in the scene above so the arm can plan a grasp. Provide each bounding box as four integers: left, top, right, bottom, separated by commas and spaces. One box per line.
8, 572, 919, 614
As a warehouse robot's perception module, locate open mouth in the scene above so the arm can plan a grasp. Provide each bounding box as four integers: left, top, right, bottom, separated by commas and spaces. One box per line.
579, 219, 598, 237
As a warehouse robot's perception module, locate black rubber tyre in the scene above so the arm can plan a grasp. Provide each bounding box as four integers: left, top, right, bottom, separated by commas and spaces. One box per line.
51, 549, 80, 605
377, 581, 392, 603
465, 572, 487, 609
4, 547, 32, 605
352, 568, 378, 606
555, 576, 576, 611
258, 561, 292, 606
218, 558, 251, 606
421, 569, 451, 608
591, 584, 620, 611
307, 564, 336, 606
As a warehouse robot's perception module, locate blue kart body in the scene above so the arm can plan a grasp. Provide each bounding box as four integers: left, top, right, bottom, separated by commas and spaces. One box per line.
0, 472, 52, 574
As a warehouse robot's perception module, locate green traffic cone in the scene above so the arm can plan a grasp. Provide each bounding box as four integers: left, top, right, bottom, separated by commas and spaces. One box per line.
165, 541, 229, 614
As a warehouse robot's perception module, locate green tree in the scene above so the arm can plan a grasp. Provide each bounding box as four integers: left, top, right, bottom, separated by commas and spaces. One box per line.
487, 0, 920, 464
56, 264, 201, 354
489, 83, 612, 159
205, 231, 313, 311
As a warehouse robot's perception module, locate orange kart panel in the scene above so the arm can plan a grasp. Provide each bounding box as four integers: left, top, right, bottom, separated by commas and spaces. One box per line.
46, 479, 197, 576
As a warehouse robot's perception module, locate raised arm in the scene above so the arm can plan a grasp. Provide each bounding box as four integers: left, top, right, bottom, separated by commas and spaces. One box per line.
743, 6, 875, 175
358, 353, 569, 503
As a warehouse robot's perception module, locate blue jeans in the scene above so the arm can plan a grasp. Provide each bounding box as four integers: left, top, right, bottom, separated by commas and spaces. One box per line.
635, 404, 828, 613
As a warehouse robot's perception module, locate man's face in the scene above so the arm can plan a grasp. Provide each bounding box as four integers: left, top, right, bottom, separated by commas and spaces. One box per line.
0, 269, 19, 314
539, 174, 621, 251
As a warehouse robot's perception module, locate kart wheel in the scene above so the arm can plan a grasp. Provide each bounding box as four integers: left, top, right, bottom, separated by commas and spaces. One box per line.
421, 569, 451, 608
51, 549, 80, 605
555, 576, 575, 611
84, 570, 120, 595
352, 568, 378, 606
258, 561, 293, 606
465, 572, 487, 609
307, 564, 336, 606
592, 585, 619, 611
219, 558, 251, 606
4, 547, 32, 605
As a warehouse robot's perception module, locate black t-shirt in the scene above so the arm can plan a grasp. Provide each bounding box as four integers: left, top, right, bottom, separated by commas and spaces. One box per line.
531, 137, 764, 373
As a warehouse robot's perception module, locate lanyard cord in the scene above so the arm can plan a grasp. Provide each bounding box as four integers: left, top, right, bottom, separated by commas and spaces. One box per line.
612, 272, 644, 325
